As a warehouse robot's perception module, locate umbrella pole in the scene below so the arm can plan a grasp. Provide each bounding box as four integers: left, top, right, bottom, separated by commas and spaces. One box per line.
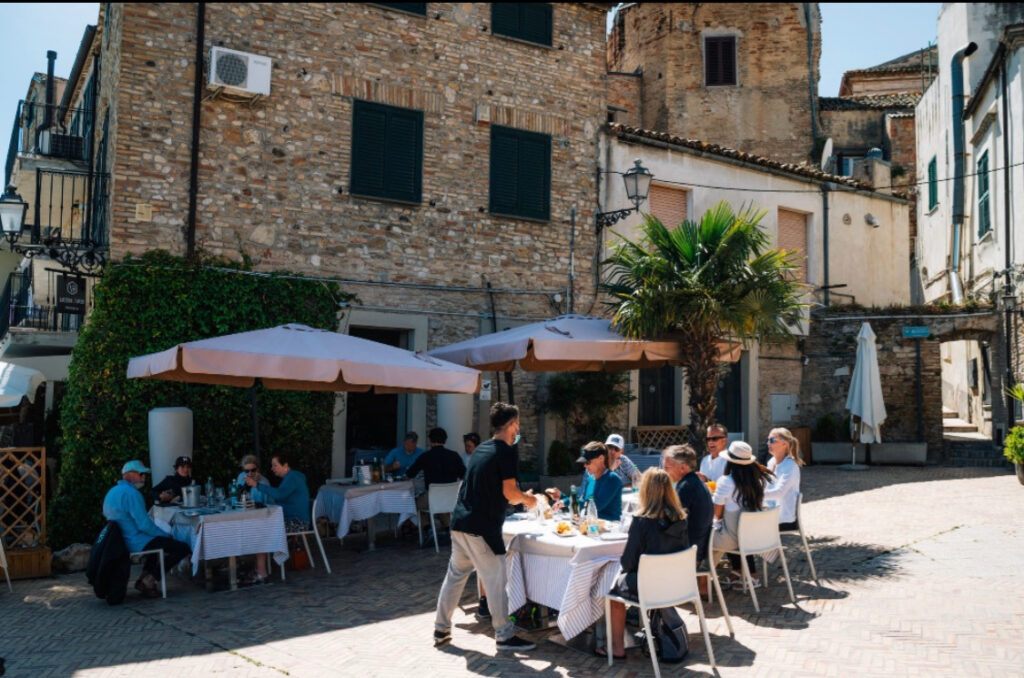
504, 371, 515, 405
249, 384, 262, 458
840, 419, 868, 472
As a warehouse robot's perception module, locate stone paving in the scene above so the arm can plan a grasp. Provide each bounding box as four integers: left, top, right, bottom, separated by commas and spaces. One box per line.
2, 466, 1023, 677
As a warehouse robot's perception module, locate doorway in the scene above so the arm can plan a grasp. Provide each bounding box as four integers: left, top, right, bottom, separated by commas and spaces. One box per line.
638, 365, 677, 425
345, 327, 409, 473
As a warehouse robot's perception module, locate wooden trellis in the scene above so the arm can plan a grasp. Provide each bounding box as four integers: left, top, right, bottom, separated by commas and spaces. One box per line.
631, 426, 691, 451
0, 447, 46, 548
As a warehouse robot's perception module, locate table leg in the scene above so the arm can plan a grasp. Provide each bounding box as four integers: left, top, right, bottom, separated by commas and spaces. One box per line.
367, 517, 376, 551
204, 562, 214, 592
229, 555, 237, 590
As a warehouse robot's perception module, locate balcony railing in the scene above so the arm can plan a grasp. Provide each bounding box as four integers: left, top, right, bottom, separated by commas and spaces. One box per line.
0, 266, 88, 339
5, 100, 94, 184
28, 168, 109, 246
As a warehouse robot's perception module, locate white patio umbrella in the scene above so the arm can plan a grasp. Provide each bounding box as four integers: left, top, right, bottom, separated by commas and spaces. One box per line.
127, 323, 481, 455
0, 361, 45, 408
843, 321, 887, 469
426, 314, 741, 373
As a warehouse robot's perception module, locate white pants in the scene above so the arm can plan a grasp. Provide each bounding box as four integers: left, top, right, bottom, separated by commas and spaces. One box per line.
435, 530, 514, 642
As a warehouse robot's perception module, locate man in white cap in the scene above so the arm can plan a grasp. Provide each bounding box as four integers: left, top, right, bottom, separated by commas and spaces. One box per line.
604, 433, 641, 487
102, 460, 191, 598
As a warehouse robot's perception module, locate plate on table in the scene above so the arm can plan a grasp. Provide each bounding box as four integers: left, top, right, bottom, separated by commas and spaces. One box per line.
552, 522, 578, 537
599, 532, 628, 541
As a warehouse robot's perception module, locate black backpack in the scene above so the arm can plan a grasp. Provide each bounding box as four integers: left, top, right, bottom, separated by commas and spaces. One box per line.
637, 607, 689, 663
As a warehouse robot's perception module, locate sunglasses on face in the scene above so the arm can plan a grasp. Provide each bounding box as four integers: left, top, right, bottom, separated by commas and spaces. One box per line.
767, 437, 778, 444
707, 436, 727, 442
245, 467, 259, 474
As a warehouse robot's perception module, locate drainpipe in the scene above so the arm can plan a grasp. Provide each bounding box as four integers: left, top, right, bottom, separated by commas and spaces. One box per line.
186, 2, 206, 259
949, 41, 977, 304
1002, 50, 1015, 429
821, 182, 831, 306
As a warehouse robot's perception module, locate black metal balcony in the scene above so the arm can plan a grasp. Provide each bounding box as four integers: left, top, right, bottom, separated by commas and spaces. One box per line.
4, 100, 94, 185
27, 168, 109, 247
0, 266, 88, 340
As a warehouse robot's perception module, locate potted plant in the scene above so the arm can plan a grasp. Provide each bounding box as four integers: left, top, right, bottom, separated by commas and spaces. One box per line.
1004, 385, 1024, 485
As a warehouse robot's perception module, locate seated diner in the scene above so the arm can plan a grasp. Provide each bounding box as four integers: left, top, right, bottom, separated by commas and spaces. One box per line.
242, 452, 310, 585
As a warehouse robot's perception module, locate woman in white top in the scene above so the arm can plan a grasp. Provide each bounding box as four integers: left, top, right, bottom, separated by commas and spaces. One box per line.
763, 427, 803, 530
710, 441, 775, 588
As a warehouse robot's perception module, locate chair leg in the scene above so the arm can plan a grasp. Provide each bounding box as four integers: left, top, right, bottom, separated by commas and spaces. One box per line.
417, 510, 424, 547
799, 529, 819, 584
604, 597, 614, 668
693, 599, 716, 669
431, 513, 440, 553
777, 547, 796, 604
739, 553, 759, 612
639, 605, 661, 678
313, 529, 331, 574
301, 534, 314, 569
158, 550, 166, 599
710, 571, 734, 637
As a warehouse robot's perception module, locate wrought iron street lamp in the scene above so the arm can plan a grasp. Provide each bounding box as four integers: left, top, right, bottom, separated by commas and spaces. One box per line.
0, 183, 106, 273
595, 159, 653, 232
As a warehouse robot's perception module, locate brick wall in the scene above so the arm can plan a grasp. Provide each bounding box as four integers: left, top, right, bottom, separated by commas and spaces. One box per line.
607, 2, 821, 164
607, 72, 641, 127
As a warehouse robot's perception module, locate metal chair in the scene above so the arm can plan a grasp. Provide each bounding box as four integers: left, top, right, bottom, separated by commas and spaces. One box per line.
128, 547, 166, 599
0, 537, 12, 592
418, 481, 461, 552
604, 545, 717, 676
779, 492, 819, 585
711, 507, 795, 613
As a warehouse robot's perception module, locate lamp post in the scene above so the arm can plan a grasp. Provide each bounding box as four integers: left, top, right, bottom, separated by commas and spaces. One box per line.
0, 185, 29, 244
0, 183, 106, 274
595, 159, 653, 233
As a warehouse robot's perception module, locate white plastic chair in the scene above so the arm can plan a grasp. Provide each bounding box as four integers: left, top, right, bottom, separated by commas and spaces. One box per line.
129, 547, 166, 599
276, 496, 331, 580
604, 545, 717, 676
711, 507, 795, 613
695, 530, 734, 636
779, 492, 819, 585
0, 537, 12, 593
418, 481, 461, 552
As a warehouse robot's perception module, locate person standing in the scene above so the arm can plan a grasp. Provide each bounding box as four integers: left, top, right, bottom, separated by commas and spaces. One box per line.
103, 460, 191, 598
150, 455, 195, 504
698, 423, 730, 482
434, 402, 537, 652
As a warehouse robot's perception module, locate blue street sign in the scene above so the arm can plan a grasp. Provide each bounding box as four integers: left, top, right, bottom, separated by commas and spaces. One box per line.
902, 326, 930, 338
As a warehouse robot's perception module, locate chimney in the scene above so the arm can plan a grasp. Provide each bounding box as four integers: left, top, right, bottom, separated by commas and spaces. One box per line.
43, 50, 57, 129
853, 148, 892, 195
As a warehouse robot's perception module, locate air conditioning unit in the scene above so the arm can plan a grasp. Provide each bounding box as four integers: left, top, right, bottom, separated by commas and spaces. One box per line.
208, 46, 272, 96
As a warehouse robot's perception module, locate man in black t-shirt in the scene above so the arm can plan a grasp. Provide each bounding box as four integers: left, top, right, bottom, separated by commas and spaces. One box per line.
407, 427, 466, 527
149, 456, 195, 504
433, 402, 538, 652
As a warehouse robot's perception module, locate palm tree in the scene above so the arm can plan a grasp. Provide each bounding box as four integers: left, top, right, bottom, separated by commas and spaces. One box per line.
602, 201, 807, 450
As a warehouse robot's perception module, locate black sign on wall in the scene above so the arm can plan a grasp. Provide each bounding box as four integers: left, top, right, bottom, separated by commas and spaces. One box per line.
56, 275, 87, 315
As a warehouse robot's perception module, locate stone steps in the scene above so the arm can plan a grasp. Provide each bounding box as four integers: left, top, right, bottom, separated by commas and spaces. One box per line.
946, 439, 1012, 468
942, 416, 978, 434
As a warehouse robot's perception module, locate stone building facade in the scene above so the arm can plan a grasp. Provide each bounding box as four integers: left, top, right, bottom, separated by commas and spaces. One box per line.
606, 2, 822, 164
91, 2, 611, 476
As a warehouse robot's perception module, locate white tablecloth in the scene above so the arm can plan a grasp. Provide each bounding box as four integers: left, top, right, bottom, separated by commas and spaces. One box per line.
150, 504, 288, 575
315, 481, 418, 539
502, 517, 627, 640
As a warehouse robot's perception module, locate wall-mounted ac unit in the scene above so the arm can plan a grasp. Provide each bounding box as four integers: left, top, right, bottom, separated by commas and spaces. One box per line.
208, 46, 271, 96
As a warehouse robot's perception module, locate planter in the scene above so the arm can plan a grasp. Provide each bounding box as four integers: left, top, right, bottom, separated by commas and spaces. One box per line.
870, 443, 927, 466
1017, 462, 1024, 486
5, 545, 52, 579
810, 442, 864, 464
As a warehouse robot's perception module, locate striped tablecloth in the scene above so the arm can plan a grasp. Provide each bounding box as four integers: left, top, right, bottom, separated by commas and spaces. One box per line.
316, 481, 418, 539
150, 504, 288, 575
502, 517, 627, 640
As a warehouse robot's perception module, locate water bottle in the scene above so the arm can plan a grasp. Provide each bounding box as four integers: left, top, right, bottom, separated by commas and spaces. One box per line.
205, 476, 214, 505
229, 481, 238, 507
585, 498, 599, 538
621, 500, 633, 534
569, 484, 579, 517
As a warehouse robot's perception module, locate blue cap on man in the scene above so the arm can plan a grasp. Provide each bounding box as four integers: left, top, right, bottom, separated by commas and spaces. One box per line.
121, 460, 151, 474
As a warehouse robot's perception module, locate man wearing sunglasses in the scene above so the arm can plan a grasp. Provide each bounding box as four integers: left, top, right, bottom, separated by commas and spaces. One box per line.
697, 424, 729, 482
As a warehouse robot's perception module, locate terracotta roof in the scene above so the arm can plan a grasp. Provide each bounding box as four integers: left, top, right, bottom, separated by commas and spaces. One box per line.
607, 123, 873, 191
819, 92, 921, 111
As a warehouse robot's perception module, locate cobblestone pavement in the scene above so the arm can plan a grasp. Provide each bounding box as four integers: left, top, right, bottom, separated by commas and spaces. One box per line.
2, 466, 1022, 677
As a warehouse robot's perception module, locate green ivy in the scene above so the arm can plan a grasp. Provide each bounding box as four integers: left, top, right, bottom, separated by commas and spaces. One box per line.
49, 250, 352, 549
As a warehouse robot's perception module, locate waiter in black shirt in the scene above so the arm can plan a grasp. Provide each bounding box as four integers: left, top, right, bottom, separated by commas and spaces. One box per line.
407, 427, 466, 516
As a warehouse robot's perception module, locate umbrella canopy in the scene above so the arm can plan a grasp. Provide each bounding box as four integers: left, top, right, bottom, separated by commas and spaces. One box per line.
127, 323, 481, 395
0, 361, 45, 408
426, 314, 741, 372
845, 321, 887, 443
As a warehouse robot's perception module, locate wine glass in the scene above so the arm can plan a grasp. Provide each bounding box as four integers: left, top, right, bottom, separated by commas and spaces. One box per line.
214, 486, 226, 509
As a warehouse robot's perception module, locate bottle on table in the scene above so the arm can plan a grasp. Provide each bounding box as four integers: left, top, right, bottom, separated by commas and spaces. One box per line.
569, 484, 579, 518
372, 457, 382, 483
584, 498, 599, 537
229, 480, 238, 507
205, 476, 214, 506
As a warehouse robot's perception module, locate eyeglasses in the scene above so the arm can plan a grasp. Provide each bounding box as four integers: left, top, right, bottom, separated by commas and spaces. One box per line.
707, 436, 727, 442
767, 437, 778, 444
245, 467, 259, 474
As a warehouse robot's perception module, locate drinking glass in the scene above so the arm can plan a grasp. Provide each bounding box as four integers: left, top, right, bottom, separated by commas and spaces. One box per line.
214, 487, 226, 509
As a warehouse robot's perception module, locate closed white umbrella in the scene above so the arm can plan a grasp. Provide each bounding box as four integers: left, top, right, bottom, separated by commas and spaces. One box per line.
844, 322, 886, 468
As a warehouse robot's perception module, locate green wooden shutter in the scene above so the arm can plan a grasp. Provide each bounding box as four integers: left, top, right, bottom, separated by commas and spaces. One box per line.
384, 108, 422, 202
977, 151, 990, 237
351, 103, 388, 197
492, 4, 520, 38
492, 3, 552, 46
351, 100, 423, 203
490, 127, 520, 215
490, 125, 550, 220
927, 157, 938, 210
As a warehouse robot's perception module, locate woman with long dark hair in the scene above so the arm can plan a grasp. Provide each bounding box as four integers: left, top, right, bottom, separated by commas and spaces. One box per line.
710, 441, 774, 589
599, 468, 689, 659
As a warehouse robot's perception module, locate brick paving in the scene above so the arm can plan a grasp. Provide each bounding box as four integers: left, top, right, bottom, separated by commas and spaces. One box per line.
2, 466, 1022, 677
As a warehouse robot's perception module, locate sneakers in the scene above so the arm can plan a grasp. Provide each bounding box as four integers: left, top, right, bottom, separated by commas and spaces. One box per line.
433, 629, 452, 647
134, 574, 160, 599
475, 596, 491, 620
496, 635, 536, 652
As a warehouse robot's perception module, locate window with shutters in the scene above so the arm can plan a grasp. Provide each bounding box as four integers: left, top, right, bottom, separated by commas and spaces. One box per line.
977, 150, 991, 237
927, 156, 938, 210
350, 100, 423, 204
777, 208, 808, 283
649, 185, 689, 228
489, 125, 551, 221
704, 36, 737, 86
492, 3, 553, 47
368, 3, 427, 16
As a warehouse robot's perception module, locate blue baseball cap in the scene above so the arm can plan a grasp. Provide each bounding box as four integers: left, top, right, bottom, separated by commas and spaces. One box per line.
121, 460, 151, 475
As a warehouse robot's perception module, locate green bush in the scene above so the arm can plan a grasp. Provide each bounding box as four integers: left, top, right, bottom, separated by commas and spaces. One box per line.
49, 250, 352, 549
546, 440, 576, 476
539, 371, 633, 450
1004, 425, 1024, 465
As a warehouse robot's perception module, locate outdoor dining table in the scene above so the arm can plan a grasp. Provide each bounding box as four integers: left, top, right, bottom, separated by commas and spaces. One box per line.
149, 503, 288, 590
315, 479, 418, 549
502, 515, 628, 641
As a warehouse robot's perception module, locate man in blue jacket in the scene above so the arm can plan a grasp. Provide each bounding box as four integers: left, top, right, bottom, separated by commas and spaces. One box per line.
102, 460, 191, 598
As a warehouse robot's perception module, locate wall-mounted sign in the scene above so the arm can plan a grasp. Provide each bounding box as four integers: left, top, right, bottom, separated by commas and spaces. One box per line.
479, 379, 492, 401
902, 326, 930, 339
56, 275, 87, 314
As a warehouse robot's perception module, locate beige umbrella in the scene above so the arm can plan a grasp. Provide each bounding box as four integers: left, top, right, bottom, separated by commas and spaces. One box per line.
127, 323, 481, 394
426, 314, 740, 372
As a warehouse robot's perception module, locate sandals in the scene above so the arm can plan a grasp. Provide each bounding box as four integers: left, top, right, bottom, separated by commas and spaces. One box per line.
240, 572, 268, 586
731, 575, 760, 591
594, 647, 626, 660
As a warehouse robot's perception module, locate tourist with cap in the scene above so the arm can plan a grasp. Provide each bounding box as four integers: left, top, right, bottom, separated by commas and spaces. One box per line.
698, 423, 730, 482
103, 460, 191, 598
577, 441, 623, 521
709, 441, 775, 589
604, 433, 641, 487
384, 431, 425, 476
150, 455, 195, 504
